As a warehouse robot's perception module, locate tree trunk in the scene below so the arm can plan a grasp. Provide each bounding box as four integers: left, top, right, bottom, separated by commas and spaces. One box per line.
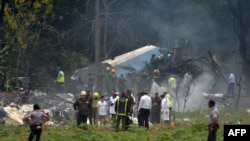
94, 0, 101, 63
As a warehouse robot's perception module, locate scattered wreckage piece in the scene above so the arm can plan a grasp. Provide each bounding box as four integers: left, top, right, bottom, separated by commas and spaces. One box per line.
3, 103, 52, 126
0, 90, 76, 125
202, 92, 235, 108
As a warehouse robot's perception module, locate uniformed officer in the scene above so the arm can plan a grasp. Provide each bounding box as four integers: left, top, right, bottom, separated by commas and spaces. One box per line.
73, 91, 92, 127
207, 100, 219, 141
115, 92, 130, 132
23, 104, 50, 141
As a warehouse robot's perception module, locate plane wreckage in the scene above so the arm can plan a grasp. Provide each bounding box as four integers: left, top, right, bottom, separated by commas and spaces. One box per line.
0, 44, 238, 125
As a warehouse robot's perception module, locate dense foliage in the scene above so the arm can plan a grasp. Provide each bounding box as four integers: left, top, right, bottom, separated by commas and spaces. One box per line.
0, 0, 249, 92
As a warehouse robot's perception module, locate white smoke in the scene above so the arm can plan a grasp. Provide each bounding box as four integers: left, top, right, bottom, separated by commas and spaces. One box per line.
175, 72, 215, 112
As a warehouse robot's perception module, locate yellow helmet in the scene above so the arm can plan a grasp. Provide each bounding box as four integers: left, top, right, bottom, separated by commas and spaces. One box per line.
93, 92, 99, 98
111, 68, 116, 73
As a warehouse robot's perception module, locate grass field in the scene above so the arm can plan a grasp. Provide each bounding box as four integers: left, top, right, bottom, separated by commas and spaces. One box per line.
0, 109, 249, 141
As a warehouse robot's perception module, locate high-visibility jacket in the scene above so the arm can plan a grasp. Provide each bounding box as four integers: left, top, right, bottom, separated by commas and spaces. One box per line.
57, 70, 64, 82
115, 97, 130, 116
165, 93, 173, 108
168, 77, 177, 89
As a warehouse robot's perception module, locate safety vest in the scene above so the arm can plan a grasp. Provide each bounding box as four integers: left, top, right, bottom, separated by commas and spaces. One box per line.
165, 94, 173, 108
116, 97, 129, 116
57, 71, 65, 82
168, 77, 177, 89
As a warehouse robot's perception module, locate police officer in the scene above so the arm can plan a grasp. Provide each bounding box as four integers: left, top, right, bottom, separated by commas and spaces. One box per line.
73, 91, 92, 127
115, 92, 130, 132
23, 104, 50, 141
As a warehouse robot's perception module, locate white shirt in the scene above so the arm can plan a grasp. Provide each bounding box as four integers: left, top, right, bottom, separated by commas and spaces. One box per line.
138, 95, 152, 110
161, 98, 170, 112
97, 101, 108, 116
229, 73, 235, 83
109, 95, 119, 114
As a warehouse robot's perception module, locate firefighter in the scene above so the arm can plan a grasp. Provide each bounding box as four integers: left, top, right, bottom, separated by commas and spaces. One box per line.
91, 92, 99, 125
115, 92, 130, 132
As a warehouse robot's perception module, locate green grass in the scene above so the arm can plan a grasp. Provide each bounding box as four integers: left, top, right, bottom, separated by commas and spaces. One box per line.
0, 109, 249, 141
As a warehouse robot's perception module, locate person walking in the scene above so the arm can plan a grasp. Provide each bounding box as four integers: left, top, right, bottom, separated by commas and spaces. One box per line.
97, 95, 108, 127
23, 104, 50, 141
137, 89, 152, 129
207, 100, 220, 141
73, 91, 92, 127
55, 67, 64, 93
115, 92, 130, 132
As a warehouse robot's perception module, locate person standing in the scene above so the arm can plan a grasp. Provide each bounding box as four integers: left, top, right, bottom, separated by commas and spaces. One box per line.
124, 90, 135, 130
150, 93, 161, 125
165, 92, 173, 124
207, 100, 220, 141
161, 94, 170, 125
168, 75, 177, 95
73, 91, 92, 127
55, 67, 64, 93
227, 73, 235, 96
183, 71, 192, 89
136, 92, 143, 125
115, 92, 130, 132
23, 104, 50, 141
91, 92, 99, 125
137, 89, 152, 129
97, 96, 108, 127
109, 89, 119, 130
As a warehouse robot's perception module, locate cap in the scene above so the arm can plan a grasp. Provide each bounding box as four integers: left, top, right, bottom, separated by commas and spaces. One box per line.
81, 91, 87, 96
140, 89, 147, 94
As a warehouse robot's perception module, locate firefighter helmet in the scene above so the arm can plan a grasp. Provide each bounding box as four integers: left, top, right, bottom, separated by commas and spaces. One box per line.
93, 92, 99, 98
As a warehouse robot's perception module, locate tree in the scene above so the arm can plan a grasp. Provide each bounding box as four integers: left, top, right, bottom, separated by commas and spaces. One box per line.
226, 0, 250, 95
95, 0, 101, 63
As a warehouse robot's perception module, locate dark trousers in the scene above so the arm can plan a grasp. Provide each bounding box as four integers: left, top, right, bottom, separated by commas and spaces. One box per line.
56, 82, 64, 93
169, 107, 172, 123
150, 106, 161, 124
207, 124, 219, 141
111, 114, 116, 129
227, 83, 234, 95
77, 114, 88, 127
89, 107, 97, 125
116, 115, 127, 131
28, 124, 42, 141
138, 108, 150, 129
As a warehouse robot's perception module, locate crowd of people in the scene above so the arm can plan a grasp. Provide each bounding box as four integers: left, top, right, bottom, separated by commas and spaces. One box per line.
72, 87, 176, 132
